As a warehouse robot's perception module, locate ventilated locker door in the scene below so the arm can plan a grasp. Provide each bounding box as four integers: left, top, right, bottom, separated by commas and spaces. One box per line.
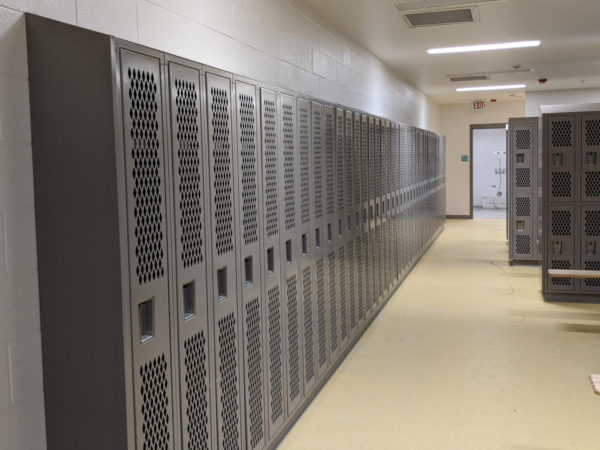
581, 114, 600, 203
119, 48, 176, 450
167, 60, 214, 450
511, 124, 535, 194
581, 206, 600, 292
278, 93, 303, 417
547, 115, 576, 204
512, 194, 534, 259
312, 101, 329, 379
374, 118, 382, 304
344, 110, 356, 340
334, 108, 346, 350
232, 80, 266, 450
361, 115, 371, 319
258, 87, 285, 437
297, 98, 315, 395
383, 121, 392, 293
392, 123, 400, 285
546, 205, 577, 292
354, 113, 366, 327
204, 71, 243, 450
367, 116, 376, 315
322, 105, 338, 365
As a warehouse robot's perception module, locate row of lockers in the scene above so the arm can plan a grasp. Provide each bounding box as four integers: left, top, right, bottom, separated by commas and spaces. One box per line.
26, 15, 446, 450
543, 111, 600, 299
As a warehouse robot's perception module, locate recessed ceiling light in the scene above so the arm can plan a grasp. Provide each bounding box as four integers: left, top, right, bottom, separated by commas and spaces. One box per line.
456, 84, 526, 92
427, 40, 541, 54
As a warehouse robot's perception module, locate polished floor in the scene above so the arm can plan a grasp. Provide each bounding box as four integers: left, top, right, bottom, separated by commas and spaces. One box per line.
473, 206, 507, 219
278, 219, 600, 449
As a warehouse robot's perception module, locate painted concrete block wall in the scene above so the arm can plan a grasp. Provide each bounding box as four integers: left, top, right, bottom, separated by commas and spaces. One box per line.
0, 0, 438, 447
439, 100, 525, 217
525, 88, 600, 116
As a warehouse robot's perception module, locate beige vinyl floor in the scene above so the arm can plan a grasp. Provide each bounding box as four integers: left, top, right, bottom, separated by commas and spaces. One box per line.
278, 219, 600, 449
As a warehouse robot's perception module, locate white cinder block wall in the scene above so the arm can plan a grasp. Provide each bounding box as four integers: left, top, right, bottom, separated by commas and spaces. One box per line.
0, 0, 439, 448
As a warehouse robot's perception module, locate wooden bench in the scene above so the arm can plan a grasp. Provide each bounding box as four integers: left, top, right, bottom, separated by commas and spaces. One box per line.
548, 269, 600, 279
590, 374, 600, 396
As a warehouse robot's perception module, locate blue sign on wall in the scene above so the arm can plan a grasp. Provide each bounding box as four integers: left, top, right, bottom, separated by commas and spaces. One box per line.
461, 155, 469, 162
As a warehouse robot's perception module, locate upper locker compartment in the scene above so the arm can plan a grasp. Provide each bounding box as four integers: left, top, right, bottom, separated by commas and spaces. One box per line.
581, 113, 600, 203
512, 124, 535, 193
118, 46, 175, 450
547, 114, 576, 203
166, 59, 213, 450
204, 69, 243, 450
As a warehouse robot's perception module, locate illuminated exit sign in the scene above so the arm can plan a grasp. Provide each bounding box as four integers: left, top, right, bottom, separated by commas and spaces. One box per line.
472, 100, 486, 110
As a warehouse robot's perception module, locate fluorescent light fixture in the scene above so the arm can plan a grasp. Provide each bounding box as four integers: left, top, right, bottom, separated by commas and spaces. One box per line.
456, 84, 526, 92
427, 40, 540, 54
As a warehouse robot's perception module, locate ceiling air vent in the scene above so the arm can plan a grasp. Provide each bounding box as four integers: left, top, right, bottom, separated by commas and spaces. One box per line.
449, 74, 489, 82
403, 8, 477, 27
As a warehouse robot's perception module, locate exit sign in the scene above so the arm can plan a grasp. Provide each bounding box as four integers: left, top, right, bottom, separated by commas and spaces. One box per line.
472, 100, 486, 110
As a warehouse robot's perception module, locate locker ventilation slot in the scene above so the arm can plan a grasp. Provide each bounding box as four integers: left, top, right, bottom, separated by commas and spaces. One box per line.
585, 210, 600, 236
210, 87, 234, 256
515, 168, 531, 188
267, 285, 283, 424
348, 240, 356, 330
584, 261, 600, 287
328, 251, 337, 353
239, 94, 259, 246
325, 111, 335, 215
550, 260, 572, 286
175, 79, 203, 268
313, 109, 323, 219
218, 313, 240, 448
361, 120, 368, 199
586, 119, 600, 146
551, 172, 572, 198
299, 104, 310, 224
184, 332, 209, 450
336, 114, 344, 210
346, 117, 353, 208
316, 258, 326, 368
140, 354, 171, 450
302, 266, 314, 383
515, 197, 531, 217
245, 297, 264, 448
263, 98, 279, 237
368, 122, 375, 195
286, 275, 300, 403
551, 120, 572, 147
516, 235, 531, 255
357, 236, 365, 321
585, 171, 600, 197
353, 120, 361, 205
339, 247, 347, 341
515, 129, 531, 150
282, 103, 296, 230
551, 210, 572, 236
127, 68, 165, 284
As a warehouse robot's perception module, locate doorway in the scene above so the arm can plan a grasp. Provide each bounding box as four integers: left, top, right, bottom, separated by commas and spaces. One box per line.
470, 124, 507, 219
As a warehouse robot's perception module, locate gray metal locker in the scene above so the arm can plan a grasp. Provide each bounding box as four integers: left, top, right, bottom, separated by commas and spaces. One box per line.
297, 97, 316, 396
581, 205, 600, 293
205, 69, 244, 450
367, 116, 376, 316
335, 108, 346, 349
354, 113, 366, 327
167, 58, 214, 450
374, 118, 383, 304
345, 110, 357, 338
233, 79, 265, 450
278, 93, 303, 417
547, 115, 576, 204
360, 114, 371, 320
581, 113, 600, 203
259, 87, 285, 437
508, 117, 540, 263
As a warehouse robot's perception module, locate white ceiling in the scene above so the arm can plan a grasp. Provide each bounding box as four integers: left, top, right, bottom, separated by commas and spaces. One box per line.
301, 0, 600, 103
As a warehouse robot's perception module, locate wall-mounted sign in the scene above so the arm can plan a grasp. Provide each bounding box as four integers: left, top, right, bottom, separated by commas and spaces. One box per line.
472, 100, 486, 111
461, 155, 469, 162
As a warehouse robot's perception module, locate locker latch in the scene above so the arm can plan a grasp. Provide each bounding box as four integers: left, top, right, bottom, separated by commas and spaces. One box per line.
586, 241, 596, 255
552, 153, 564, 165
553, 241, 563, 254
587, 152, 597, 165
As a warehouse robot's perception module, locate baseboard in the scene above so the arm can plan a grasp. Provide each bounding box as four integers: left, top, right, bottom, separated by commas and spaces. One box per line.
446, 214, 471, 219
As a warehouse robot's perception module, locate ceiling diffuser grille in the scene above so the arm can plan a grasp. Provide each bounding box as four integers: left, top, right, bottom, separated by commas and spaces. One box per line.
404, 8, 475, 26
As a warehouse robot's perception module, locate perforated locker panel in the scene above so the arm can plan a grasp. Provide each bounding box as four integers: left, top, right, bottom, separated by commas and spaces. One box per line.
119, 49, 176, 450
297, 98, 315, 395
374, 119, 382, 304
258, 88, 284, 436
334, 108, 345, 349
582, 113, 600, 203
511, 125, 535, 193
355, 113, 366, 325
278, 93, 302, 417
167, 61, 213, 450
322, 104, 336, 369
383, 121, 392, 293
205, 71, 243, 450
361, 115, 371, 317
367, 116, 376, 315
344, 110, 354, 339
512, 194, 534, 259
233, 81, 265, 450
391, 123, 400, 284
581, 206, 600, 292
546, 205, 576, 292
547, 115, 576, 204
